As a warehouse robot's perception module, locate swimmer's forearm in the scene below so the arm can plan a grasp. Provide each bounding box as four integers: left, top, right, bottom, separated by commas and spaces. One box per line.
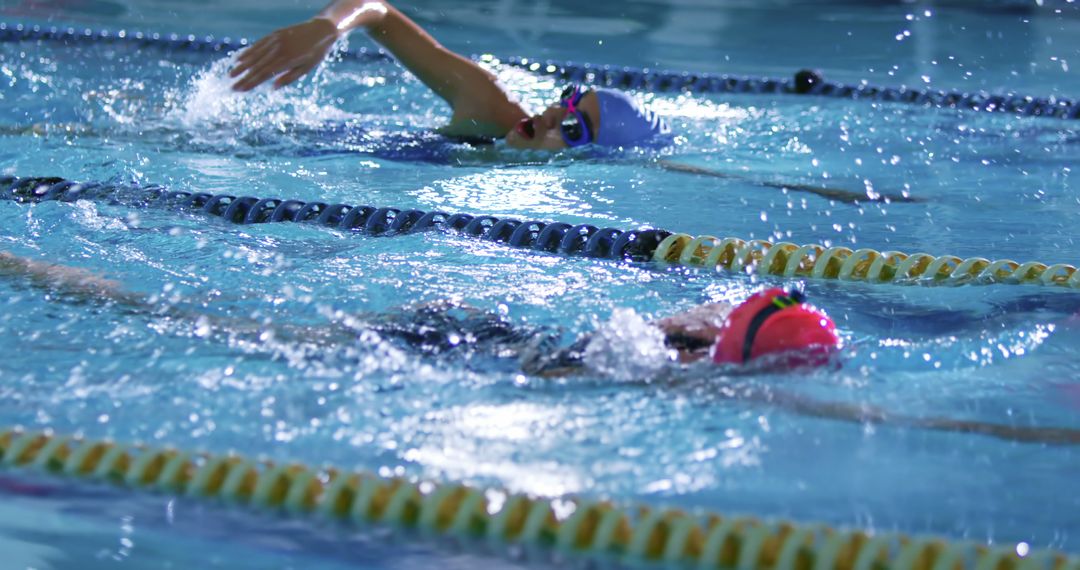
910, 415, 1080, 445
0, 123, 94, 137
757, 179, 922, 204
351, 3, 505, 106
329, 1, 524, 128
763, 388, 1080, 446
655, 160, 922, 205
352, 1, 461, 101
0, 251, 147, 308
312, 0, 458, 91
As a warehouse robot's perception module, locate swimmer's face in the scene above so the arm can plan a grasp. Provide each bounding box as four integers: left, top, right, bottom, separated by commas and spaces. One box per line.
504, 91, 601, 150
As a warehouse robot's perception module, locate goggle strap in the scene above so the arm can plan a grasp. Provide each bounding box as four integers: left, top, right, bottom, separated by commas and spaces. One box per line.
559, 84, 594, 147
561, 85, 582, 112
740, 290, 805, 363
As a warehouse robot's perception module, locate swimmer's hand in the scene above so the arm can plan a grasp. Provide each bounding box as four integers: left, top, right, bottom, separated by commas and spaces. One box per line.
654, 303, 730, 337
230, 18, 340, 91
653, 302, 731, 362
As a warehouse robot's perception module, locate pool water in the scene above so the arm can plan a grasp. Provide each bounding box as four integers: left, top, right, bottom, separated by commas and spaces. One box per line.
1, 0, 1079, 568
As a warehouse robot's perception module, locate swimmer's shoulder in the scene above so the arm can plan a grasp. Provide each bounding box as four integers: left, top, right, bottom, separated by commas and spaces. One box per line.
442, 88, 526, 140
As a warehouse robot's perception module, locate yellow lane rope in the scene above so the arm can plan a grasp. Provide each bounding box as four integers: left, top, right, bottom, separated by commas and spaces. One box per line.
2, 428, 1077, 568
652, 234, 1080, 289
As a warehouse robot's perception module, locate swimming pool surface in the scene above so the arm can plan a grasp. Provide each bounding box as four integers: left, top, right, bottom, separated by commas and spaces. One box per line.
1, 0, 1079, 567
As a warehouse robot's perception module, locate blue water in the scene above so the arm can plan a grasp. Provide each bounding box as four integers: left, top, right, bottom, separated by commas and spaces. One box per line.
2, 0, 1080, 568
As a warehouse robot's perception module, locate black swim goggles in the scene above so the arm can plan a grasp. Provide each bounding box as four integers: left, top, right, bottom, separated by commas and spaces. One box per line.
559, 84, 595, 147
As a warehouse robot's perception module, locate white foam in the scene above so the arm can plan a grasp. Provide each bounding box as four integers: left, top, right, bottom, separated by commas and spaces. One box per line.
164, 49, 355, 134
583, 308, 676, 381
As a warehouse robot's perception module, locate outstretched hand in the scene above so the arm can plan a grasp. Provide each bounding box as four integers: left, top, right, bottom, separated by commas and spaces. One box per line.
230, 18, 340, 91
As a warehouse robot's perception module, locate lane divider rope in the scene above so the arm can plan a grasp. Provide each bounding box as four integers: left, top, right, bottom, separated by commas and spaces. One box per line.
3, 175, 1078, 290
0, 21, 389, 62
494, 56, 1080, 120
3, 22, 1077, 120
1, 427, 1076, 569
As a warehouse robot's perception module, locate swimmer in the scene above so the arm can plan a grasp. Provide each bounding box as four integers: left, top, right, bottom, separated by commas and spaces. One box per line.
2, 248, 1077, 445
519, 288, 839, 377
0, 1, 914, 203
230, 0, 667, 150
228, 1, 917, 204
0, 250, 837, 374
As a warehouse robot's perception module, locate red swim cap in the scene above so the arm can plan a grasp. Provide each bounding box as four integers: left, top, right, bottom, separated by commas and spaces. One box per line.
712, 288, 839, 366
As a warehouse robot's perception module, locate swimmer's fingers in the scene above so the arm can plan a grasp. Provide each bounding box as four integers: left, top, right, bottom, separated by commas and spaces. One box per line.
231, 43, 288, 91
273, 61, 319, 90
233, 48, 319, 92
232, 65, 274, 92
240, 48, 324, 91
241, 52, 322, 91
230, 19, 338, 91
230, 40, 275, 79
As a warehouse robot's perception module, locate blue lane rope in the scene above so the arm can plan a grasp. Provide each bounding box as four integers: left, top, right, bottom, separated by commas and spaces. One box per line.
501, 58, 1080, 120
0, 22, 390, 62
6, 175, 1080, 289
0, 175, 672, 263
3, 22, 1077, 120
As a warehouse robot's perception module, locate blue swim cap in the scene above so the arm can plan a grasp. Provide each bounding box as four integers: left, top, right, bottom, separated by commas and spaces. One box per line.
593, 88, 670, 147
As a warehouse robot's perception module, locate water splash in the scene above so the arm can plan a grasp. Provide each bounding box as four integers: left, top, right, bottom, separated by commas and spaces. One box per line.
163, 54, 355, 135
583, 308, 675, 381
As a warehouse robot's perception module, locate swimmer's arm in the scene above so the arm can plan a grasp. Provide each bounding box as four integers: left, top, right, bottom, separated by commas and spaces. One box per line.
0, 123, 94, 137
521, 305, 728, 375
0, 251, 358, 347
0, 251, 146, 307
654, 160, 922, 205
358, 2, 526, 131
753, 388, 1080, 446
231, 1, 526, 132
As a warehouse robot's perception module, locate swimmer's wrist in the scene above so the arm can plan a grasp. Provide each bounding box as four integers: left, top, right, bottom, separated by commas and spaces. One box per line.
310, 16, 345, 39
316, 1, 389, 34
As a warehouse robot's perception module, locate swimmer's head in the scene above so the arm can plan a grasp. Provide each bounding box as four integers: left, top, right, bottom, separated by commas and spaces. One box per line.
712, 288, 840, 368
505, 85, 669, 150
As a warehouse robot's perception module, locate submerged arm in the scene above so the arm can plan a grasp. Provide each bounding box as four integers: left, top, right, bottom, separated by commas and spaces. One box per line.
230, 0, 526, 134
746, 387, 1080, 446
0, 251, 354, 346
0, 251, 145, 307
655, 160, 922, 205
0, 123, 94, 137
